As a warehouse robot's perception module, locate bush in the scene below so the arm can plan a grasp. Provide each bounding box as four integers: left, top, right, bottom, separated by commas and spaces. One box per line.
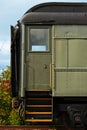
0, 80, 11, 125
0, 67, 11, 125
0, 67, 22, 125
9, 109, 22, 125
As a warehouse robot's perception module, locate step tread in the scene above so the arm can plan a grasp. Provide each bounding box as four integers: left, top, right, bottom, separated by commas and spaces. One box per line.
25, 91, 52, 122
25, 119, 52, 122
26, 112, 52, 115
26, 105, 52, 107
26, 98, 52, 100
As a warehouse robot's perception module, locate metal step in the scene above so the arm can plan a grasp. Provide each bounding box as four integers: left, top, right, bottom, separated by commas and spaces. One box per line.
25, 119, 52, 122
26, 112, 52, 115
26, 105, 52, 107
26, 98, 51, 100
26, 98, 52, 105
25, 91, 52, 123
25, 90, 52, 98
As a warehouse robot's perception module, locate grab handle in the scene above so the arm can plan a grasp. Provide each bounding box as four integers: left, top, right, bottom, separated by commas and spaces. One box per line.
50, 64, 52, 90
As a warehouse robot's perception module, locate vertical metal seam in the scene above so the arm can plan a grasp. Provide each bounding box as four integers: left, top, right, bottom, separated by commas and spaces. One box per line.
67, 39, 69, 69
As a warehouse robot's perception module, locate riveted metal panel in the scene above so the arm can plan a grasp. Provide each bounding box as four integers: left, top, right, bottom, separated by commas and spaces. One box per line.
54, 71, 87, 96
54, 40, 67, 67
53, 25, 87, 97
69, 39, 87, 67
26, 53, 51, 90
54, 25, 87, 38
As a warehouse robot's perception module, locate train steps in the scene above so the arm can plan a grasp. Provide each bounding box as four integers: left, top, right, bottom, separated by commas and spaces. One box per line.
25, 90, 53, 123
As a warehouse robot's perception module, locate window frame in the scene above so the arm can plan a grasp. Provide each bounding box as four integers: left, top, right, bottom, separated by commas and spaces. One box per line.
26, 25, 51, 53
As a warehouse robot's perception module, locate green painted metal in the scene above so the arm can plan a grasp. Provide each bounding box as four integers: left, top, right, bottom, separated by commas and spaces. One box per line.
54, 25, 87, 38
54, 71, 87, 96
69, 39, 87, 67
23, 25, 87, 96
53, 25, 87, 96
26, 53, 51, 90
25, 26, 51, 91
54, 39, 67, 68
20, 24, 25, 97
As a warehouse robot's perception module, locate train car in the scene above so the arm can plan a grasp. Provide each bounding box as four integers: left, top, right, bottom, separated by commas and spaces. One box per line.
11, 2, 87, 128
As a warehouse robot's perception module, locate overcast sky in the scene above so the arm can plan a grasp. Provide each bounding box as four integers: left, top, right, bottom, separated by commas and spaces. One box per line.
0, 0, 87, 71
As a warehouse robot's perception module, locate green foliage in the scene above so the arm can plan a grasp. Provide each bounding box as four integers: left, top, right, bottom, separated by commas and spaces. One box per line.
0, 66, 22, 125
0, 66, 11, 125
9, 109, 22, 125
0, 66, 11, 80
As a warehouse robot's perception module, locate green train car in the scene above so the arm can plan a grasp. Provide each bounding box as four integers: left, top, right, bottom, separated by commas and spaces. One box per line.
11, 2, 87, 127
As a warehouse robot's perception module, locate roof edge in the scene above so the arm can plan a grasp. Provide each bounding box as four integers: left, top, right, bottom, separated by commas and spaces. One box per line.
25, 2, 87, 14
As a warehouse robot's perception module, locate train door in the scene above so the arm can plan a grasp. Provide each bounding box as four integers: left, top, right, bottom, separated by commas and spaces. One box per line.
25, 26, 51, 91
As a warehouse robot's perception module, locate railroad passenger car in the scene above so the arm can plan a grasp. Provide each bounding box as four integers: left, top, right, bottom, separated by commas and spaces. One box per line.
11, 2, 87, 127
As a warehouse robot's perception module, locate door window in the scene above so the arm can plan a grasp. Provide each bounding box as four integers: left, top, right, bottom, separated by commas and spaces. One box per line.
29, 27, 50, 51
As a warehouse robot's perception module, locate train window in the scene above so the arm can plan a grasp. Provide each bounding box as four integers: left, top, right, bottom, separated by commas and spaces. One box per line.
29, 28, 49, 51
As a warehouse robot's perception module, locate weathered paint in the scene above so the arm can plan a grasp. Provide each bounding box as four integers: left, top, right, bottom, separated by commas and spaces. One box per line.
53, 25, 87, 96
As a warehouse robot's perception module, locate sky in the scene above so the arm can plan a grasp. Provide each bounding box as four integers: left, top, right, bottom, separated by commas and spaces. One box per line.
0, 0, 87, 72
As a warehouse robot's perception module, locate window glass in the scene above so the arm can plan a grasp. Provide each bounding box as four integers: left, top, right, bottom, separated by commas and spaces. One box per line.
29, 28, 49, 51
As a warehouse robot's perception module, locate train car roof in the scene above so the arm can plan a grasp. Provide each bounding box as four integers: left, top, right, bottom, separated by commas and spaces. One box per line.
25, 2, 87, 13
20, 2, 87, 25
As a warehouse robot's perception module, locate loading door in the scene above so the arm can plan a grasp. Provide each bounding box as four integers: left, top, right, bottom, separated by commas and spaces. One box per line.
25, 26, 51, 91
